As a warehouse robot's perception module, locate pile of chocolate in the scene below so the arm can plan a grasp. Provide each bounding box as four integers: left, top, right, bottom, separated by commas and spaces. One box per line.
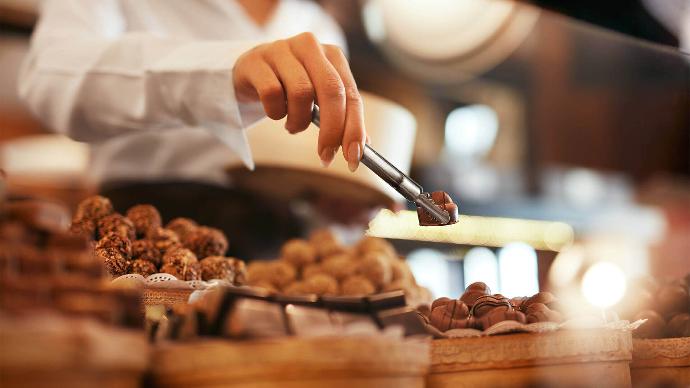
69, 195, 246, 284
424, 282, 563, 332
617, 275, 690, 339
247, 231, 429, 302
0, 199, 142, 328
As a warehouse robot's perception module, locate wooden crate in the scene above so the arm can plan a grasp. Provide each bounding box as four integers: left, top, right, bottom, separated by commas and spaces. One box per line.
152, 336, 430, 388
428, 329, 633, 388
630, 337, 690, 388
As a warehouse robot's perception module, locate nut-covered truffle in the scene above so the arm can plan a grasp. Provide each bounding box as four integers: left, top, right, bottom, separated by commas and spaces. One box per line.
131, 239, 162, 267
247, 261, 272, 284
252, 280, 278, 293
322, 253, 357, 281
477, 305, 526, 331
96, 248, 130, 277
73, 195, 114, 223
166, 217, 198, 241
303, 273, 339, 295
429, 299, 472, 331
471, 294, 512, 317
97, 213, 135, 241
667, 313, 690, 338
634, 310, 667, 339
69, 219, 96, 240
147, 227, 181, 254
355, 236, 396, 258
309, 229, 344, 259
265, 261, 297, 289
126, 204, 162, 238
283, 281, 310, 296
389, 257, 413, 282
341, 275, 376, 296
281, 239, 317, 268
95, 233, 132, 259
356, 251, 392, 288
160, 261, 201, 281
525, 302, 563, 323
302, 263, 325, 279
130, 259, 157, 277
199, 256, 244, 284
183, 226, 228, 259
162, 247, 198, 267
460, 282, 491, 306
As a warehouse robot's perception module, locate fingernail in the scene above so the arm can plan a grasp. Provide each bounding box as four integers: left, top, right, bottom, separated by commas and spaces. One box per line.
347, 143, 362, 172
320, 147, 337, 168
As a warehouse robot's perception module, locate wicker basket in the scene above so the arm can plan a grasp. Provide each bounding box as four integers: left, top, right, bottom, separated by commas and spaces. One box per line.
428, 329, 633, 388
152, 336, 430, 388
630, 337, 690, 388
142, 288, 193, 308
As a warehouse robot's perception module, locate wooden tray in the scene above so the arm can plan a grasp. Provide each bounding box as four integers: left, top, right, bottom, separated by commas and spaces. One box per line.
152, 336, 430, 388
428, 329, 633, 388
630, 337, 690, 388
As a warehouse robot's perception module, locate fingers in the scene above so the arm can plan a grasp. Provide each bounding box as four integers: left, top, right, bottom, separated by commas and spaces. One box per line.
289, 33, 346, 167
238, 56, 286, 120
323, 44, 366, 172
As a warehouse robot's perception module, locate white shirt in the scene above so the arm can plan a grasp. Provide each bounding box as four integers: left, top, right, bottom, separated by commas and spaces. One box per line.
19, 0, 346, 185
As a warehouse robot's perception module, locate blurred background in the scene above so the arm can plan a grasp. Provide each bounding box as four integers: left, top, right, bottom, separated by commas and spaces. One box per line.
1, 0, 689, 307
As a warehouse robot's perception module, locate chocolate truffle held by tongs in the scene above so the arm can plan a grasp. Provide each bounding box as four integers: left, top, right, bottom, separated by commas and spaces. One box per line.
311, 105, 457, 225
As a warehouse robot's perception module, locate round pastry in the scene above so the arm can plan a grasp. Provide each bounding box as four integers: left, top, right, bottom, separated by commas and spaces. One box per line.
302, 263, 325, 279
160, 261, 201, 281
304, 273, 339, 295
460, 282, 491, 306
69, 219, 96, 240
199, 256, 242, 283
341, 275, 376, 296
95, 233, 132, 259
97, 213, 135, 241
265, 261, 297, 289
147, 227, 181, 254
322, 253, 357, 281
281, 239, 317, 268
183, 226, 228, 259
165, 217, 198, 241
356, 251, 392, 288
520, 291, 557, 313
471, 294, 512, 317
131, 239, 162, 267
429, 299, 471, 331
130, 259, 157, 277
162, 247, 198, 267
126, 204, 162, 238
73, 195, 114, 223
657, 284, 689, 319
633, 310, 667, 339
355, 236, 396, 258
667, 313, 690, 338
96, 248, 130, 277
477, 305, 527, 331
525, 302, 563, 323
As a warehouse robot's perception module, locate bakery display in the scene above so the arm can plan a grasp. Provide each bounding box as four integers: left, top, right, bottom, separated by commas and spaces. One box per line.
69, 195, 247, 285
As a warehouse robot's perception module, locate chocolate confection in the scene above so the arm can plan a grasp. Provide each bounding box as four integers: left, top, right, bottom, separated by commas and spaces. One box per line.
131, 239, 162, 267
160, 262, 200, 281
667, 313, 690, 338
389, 257, 413, 282
183, 226, 228, 259
165, 217, 198, 241
520, 291, 557, 313
322, 253, 357, 281
633, 310, 667, 339
477, 305, 526, 330
265, 261, 297, 289
130, 259, 157, 277
232, 259, 247, 285
341, 275, 376, 296
656, 284, 689, 319
429, 299, 472, 331
96, 248, 130, 277
69, 219, 96, 240
301, 263, 325, 279
97, 213, 135, 241
73, 195, 114, 223
95, 233, 132, 259
471, 294, 512, 317
309, 229, 345, 259
525, 302, 563, 323
126, 204, 162, 238
417, 191, 459, 226
356, 251, 392, 288
281, 239, 317, 268
303, 273, 339, 295
355, 236, 396, 258
460, 282, 491, 306
283, 281, 309, 296
162, 247, 198, 267
147, 227, 181, 254
199, 256, 244, 284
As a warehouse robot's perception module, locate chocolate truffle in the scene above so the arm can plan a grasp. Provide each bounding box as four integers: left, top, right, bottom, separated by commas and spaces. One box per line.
656, 285, 689, 319
510, 296, 528, 310
252, 280, 278, 293
265, 261, 297, 289
389, 256, 414, 282
341, 275, 376, 296
460, 282, 491, 306
162, 247, 198, 267
322, 253, 357, 281
232, 259, 247, 285
417, 191, 459, 226
95, 233, 132, 259
309, 229, 345, 259
247, 261, 272, 284
302, 263, 325, 279
166, 217, 198, 241
281, 239, 317, 268
471, 294, 512, 317
130, 259, 157, 277
478, 305, 527, 331
525, 303, 563, 323
73, 195, 114, 223
357, 251, 392, 288
304, 273, 339, 295
131, 239, 162, 267
96, 248, 130, 277
431, 297, 453, 311
520, 292, 557, 313
126, 204, 162, 238
355, 236, 396, 258
667, 313, 690, 338
97, 213, 135, 241
147, 227, 181, 254
69, 219, 96, 240
283, 281, 310, 296
199, 256, 242, 283
634, 310, 667, 339
160, 261, 201, 281
429, 299, 471, 331
183, 226, 228, 259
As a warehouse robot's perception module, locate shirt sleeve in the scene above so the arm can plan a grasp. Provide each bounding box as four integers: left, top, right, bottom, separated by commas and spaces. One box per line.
18, 0, 265, 167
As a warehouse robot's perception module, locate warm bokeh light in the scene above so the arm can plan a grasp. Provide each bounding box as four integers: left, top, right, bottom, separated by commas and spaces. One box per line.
498, 242, 539, 296
581, 262, 627, 309
463, 247, 499, 291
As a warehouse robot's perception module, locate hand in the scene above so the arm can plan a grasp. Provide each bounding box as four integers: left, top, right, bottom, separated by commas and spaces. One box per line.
233, 33, 366, 171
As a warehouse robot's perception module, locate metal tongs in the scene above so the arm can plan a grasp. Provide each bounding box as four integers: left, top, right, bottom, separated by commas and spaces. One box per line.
311, 105, 451, 224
